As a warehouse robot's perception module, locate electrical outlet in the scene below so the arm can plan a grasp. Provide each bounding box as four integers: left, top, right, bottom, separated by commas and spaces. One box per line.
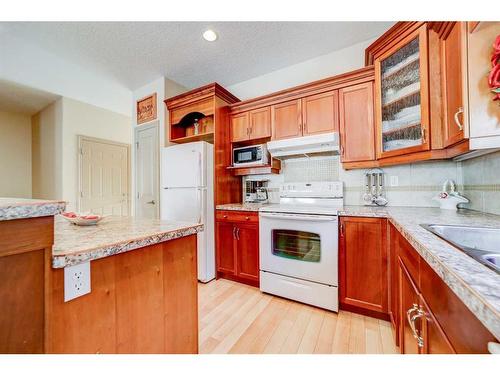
64, 262, 91, 302
390, 175, 399, 187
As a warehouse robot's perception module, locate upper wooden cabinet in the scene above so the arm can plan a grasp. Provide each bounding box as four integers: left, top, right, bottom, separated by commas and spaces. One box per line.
230, 107, 271, 142
339, 81, 375, 163
301, 91, 338, 136
230, 112, 249, 143
249, 107, 272, 140
271, 93, 339, 141
271, 99, 302, 140
436, 22, 468, 147
374, 24, 431, 159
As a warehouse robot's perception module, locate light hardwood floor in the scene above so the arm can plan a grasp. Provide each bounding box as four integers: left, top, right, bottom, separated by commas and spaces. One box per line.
198, 279, 398, 354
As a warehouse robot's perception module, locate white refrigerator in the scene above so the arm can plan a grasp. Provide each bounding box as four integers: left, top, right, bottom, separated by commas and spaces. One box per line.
160, 141, 214, 283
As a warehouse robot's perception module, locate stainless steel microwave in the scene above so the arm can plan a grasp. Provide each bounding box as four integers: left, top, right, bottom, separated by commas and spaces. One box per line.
232, 144, 269, 167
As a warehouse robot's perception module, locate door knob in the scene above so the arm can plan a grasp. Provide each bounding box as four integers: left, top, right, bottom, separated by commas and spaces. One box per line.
146, 200, 155, 205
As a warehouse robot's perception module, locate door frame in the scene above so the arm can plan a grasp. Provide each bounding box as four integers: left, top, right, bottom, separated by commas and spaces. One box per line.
133, 121, 160, 218
77, 135, 131, 213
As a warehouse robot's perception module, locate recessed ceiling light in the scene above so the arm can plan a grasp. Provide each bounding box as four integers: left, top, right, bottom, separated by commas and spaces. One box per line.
203, 29, 218, 42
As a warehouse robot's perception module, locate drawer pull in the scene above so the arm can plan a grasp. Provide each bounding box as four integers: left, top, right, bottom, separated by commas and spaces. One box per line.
245, 216, 250, 220
407, 303, 424, 348
223, 215, 228, 219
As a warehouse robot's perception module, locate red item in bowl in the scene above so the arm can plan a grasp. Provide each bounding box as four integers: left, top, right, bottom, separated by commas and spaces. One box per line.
81, 215, 99, 220
63, 212, 77, 218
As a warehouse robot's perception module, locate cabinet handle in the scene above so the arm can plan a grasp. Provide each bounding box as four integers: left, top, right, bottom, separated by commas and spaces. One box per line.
340, 145, 345, 156
422, 128, 426, 143
407, 304, 424, 348
454, 107, 464, 131
339, 223, 344, 237
245, 216, 250, 221
223, 215, 228, 219
235, 227, 240, 240
232, 226, 236, 240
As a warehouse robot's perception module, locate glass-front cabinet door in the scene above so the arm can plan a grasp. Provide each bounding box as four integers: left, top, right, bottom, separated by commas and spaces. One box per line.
374, 24, 430, 158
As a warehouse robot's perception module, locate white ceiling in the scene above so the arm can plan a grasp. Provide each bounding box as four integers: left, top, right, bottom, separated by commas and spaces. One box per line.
0, 80, 60, 115
0, 22, 393, 91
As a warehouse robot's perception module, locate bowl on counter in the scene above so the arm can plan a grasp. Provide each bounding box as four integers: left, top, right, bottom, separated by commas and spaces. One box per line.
61, 212, 104, 226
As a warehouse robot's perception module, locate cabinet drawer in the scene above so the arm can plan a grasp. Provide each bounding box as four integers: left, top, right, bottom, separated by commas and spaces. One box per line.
397, 232, 420, 287
216, 210, 259, 223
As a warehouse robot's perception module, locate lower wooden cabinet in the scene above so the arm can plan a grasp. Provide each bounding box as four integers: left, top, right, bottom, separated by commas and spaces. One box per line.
216, 210, 259, 287
398, 261, 422, 354
391, 223, 496, 354
339, 217, 388, 319
340, 218, 497, 354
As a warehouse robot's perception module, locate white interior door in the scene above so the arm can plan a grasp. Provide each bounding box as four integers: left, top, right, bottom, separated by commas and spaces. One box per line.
79, 136, 130, 215
135, 123, 159, 219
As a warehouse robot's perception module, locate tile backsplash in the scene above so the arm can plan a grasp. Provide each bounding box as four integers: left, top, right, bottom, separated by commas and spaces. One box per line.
244, 150, 500, 214
244, 154, 465, 208
460, 150, 500, 215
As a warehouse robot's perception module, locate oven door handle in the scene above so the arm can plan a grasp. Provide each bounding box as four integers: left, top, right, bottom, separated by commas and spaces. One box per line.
259, 213, 337, 222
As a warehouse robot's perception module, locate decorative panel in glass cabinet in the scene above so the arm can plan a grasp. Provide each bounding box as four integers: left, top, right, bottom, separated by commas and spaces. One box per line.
375, 25, 430, 158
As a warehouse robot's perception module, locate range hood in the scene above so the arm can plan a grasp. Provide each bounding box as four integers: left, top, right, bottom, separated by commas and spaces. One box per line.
267, 132, 339, 159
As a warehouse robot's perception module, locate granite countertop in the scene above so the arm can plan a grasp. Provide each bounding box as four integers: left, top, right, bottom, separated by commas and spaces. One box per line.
0, 197, 66, 221
52, 216, 203, 268
216, 202, 500, 340
216, 203, 266, 212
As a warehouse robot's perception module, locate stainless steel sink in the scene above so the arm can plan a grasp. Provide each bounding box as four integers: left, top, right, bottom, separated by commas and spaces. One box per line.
421, 224, 500, 274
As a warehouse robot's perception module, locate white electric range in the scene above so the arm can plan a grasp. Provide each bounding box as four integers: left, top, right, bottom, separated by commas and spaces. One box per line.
259, 181, 343, 311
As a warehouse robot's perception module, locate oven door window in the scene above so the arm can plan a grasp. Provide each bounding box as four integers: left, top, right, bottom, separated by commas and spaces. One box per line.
272, 229, 321, 262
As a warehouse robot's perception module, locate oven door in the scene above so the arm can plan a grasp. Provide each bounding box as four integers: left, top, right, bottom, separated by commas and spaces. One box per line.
259, 212, 338, 286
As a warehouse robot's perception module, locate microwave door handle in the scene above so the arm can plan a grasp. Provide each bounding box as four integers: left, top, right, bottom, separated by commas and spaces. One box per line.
259, 213, 337, 222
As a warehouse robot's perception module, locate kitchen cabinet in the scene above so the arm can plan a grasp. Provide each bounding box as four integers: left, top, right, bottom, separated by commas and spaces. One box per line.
398, 258, 455, 354
230, 112, 249, 143
230, 107, 271, 142
235, 223, 260, 283
420, 299, 455, 354
216, 210, 259, 286
399, 261, 422, 354
301, 91, 338, 135
339, 81, 376, 163
216, 221, 236, 274
374, 24, 431, 159
436, 22, 468, 148
271, 93, 338, 141
339, 217, 388, 318
249, 107, 272, 140
393, 226, 496, 354
271, 99, 302, 140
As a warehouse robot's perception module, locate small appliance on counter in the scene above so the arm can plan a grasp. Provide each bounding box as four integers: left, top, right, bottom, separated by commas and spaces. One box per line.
363, 168, 388, 206
232, 144, 269, 167
245, 179, 269, 203
433, 179, 469, 210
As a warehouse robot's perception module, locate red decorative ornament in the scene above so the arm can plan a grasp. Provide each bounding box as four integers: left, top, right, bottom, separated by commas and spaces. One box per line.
488, 34, 500, 102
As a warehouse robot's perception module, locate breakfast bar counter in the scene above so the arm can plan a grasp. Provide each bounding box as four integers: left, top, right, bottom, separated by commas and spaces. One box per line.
53, 216, 203, 268
1, 198, 201, 354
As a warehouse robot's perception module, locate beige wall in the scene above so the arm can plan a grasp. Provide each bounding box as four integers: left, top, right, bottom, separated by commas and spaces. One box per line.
31, 97, 131, 210
31, 99, 63, 200
0, 110, 32, 198
61, 97, 131, 211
